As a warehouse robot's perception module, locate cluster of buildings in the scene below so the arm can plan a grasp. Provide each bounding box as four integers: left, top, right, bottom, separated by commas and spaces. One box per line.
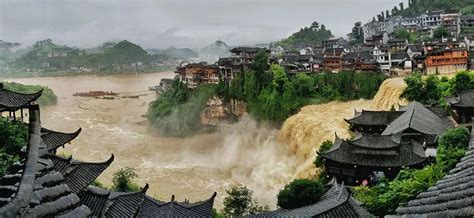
175, 47, 269, 88
363, 9, 471, 42
0, 86, 216, 217
175, 35, 474, 89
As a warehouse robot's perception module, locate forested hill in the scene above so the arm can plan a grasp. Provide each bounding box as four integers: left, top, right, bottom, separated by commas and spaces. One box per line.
387, 0, 474, 18
274, 22, 333, 49
403, 0, 474, 16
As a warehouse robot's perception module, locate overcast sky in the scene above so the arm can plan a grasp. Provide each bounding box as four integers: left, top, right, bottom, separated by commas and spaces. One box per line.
0, 0, 406, 49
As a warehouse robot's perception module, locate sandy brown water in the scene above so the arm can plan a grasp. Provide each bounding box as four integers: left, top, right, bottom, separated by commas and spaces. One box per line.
4, 73, 406, 209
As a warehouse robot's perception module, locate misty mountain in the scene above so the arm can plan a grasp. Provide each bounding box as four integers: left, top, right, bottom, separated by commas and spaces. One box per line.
147, 47, 199, 60
0, 40, 28, 67
199, 40, 231, 61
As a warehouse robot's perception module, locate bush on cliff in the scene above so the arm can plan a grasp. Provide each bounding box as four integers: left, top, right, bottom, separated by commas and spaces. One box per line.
3, 82, 57, 106
147, 80, 218, 137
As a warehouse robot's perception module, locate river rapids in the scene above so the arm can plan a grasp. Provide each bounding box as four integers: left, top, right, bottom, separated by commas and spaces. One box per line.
6, 73, 406, 208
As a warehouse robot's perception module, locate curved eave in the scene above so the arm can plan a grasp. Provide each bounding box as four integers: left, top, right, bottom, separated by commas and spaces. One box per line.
0, 89, 43, 110
324, 154, 426, 168
42, 128, 82, 152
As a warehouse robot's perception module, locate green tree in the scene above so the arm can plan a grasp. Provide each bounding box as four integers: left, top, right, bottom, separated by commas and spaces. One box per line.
0, 118, 28, 177
436, 127, 470, 172
277, 179, 325, 209
394, 27, 417, 43
402, 72, 426, 102
451, 71, 474, 93
314, 140, 333, 168
292, 73, 314, 98
112, 167, 140, 192
433, 26, 449, 39
271, 65, 288, 93
350, 22, 364, 44
223, 186, 268, 217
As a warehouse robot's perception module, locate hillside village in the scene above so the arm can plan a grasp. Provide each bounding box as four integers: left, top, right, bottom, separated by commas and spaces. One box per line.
175, 7, 474, 89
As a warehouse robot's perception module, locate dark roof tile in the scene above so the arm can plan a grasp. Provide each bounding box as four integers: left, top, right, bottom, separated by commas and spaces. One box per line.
0, 86, 42, 110
63, 155, 114, 193
41, 128, 82, 152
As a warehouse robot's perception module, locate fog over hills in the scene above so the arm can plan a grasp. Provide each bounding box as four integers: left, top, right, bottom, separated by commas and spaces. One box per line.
0, 0, 403, 49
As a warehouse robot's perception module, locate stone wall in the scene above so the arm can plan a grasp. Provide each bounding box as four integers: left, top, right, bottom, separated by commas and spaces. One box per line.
426, 64, 467, 75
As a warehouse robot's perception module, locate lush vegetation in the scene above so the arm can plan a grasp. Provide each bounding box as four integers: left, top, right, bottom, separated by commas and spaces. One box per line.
3, 82, 57, 106
401, 71, 474, 105
274, 21, 333, 49
277, 179, 326, 209
147, 80, 218, 137
149, 51, 385, 135
221, 186, 269, 217
111, 167, 141, 192
391, 0, 474, 18
0, 119, 28, 177
221, 51, 386, 124
353, 127, 471, 216
314, 140, 333, 168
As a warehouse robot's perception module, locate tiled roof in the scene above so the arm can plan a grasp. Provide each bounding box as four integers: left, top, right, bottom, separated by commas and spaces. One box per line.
138, 192, 216, 217
249, 182, 374, 217
230, 47, 268, 53
0, 85, 42, 110
41, 127, 82, 152
322, 133, 426, 167
447, 90, 474, 108
0, 106, 91, 217
77, 186, 110, 217
393, 129, 474, 217
407, 45, 423, 53
105, 184, 149, 217
344, 110, 404, 126
382, 102, 448, 136
63, 155, 114, 193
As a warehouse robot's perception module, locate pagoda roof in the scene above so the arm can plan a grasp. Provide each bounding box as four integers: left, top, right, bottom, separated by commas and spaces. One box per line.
138, 192, 216, 217
77, 186, 110, 217
0, 85, 43, 110
322, 134, 426, 167
344, 110, 404, 126
77, 184, 217, 218
446, 90, 474, 108
41, 127, 82, 152
105, 184, 149, 217
230, 47, 269, 53
249, 181, 374, 217
0, 106, 92, 217
63, 155, 114, 193
382, 101, 448, 136
393, 129, 474, 217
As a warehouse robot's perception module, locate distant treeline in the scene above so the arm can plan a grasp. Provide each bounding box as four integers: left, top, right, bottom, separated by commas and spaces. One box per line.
402, 71, 474, 105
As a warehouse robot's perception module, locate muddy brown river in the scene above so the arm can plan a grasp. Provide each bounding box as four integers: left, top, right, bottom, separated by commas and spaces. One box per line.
5, 73, 405, 208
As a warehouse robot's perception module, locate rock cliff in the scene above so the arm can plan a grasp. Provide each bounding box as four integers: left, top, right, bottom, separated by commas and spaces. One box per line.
200, 96, 247, 126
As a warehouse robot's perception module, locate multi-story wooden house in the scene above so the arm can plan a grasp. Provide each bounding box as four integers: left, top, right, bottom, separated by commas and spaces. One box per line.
176, 62, 220, 89
425, 48, 468, 75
